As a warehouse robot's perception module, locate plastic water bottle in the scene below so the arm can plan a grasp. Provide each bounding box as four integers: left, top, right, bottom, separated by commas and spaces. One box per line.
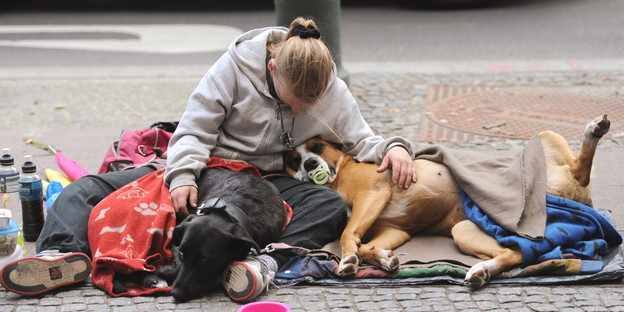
18, 155, 44, 242
0, 148, 20, 194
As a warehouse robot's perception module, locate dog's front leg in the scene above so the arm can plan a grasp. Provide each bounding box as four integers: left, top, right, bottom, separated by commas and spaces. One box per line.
339, 190, 391, 277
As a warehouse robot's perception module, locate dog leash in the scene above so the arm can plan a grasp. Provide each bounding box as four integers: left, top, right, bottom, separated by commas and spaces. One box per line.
257, 243, 310, 257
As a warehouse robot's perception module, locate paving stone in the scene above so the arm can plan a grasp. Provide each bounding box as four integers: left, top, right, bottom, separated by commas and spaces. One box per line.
355, 302, 379, 311
131, 296, 154, 304
527, 303, 559, 311
351, 288, 375, 295
496, 287, 523, 298
575, 300, 604, 307
353, 295, 372, 303
59, 304, 87, 312
394, 293, 417, 301
447, 293, 471, 301
397, 288, 423, 295
431, 304, 455, 311
299, 295, 322, 302
106, 297, 133, 306
371, 294, 393, 302
453, 301, 480, 310
472, 293, 498, 302
37, 300, 61, 310
499, 301, 525, 309
61, 296, 85, 304
552, 287, 580, 295
604, 299, 624, 307
326, 301, 354, 310
524, 295, 548, 304
15, 306, 38, 312
405, 306, 434, 312
496, 294, 522, 303
475, 300, 499, 310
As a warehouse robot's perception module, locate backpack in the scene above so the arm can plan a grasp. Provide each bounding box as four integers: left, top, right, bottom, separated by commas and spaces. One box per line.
98, 122, 178, 174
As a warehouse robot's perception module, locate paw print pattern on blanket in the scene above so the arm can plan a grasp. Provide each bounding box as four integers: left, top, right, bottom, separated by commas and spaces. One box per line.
134, 202, 159, 216
117, 185, 149, 200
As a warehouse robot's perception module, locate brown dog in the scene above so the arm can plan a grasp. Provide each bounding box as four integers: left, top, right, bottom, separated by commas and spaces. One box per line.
284, 115, 611, 288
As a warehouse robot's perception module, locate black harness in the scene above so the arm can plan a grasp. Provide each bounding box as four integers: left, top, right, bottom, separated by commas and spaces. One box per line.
196, 197, 254, 239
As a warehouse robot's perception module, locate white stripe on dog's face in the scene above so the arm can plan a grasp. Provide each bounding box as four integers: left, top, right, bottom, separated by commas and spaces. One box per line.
292, 144, 337, 184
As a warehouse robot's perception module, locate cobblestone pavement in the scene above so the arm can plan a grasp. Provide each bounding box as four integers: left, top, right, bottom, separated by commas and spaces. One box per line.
1, 69, 624, 311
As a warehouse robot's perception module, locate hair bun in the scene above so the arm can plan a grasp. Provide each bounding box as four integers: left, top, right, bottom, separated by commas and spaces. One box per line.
292, 23, 321, 39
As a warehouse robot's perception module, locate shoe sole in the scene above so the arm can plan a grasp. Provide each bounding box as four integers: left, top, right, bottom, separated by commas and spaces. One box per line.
224, 261, 258, 302
0, 253, 91, 296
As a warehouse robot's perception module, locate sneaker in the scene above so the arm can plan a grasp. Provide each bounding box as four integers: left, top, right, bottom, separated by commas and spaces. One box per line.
0, 250, 91, 296
223, 255, 275, 302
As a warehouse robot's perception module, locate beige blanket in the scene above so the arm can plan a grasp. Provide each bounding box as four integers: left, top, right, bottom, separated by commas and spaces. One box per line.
414, 134, 547, 239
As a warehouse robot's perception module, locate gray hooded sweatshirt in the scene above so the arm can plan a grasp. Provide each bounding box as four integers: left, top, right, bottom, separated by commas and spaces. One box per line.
164, 26, 413, 191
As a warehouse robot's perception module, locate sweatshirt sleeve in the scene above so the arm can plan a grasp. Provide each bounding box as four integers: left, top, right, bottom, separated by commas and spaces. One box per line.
164, 61, 234, 191
319, 77, 414, 164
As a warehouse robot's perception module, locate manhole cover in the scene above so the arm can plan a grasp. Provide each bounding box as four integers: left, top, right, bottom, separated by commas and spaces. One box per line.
419, 85, 624, 142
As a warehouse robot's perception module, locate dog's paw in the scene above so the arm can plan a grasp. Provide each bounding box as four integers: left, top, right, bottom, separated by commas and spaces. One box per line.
377, 249, 400, 272
586, 114, 610, 138
142, 274, 169, 289
359, 246, 400, 273
338, 254, 360, 278
464, 261, 493, 289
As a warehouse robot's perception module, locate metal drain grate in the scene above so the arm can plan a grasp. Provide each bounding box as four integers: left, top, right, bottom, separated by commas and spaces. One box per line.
418, 85, 624, 142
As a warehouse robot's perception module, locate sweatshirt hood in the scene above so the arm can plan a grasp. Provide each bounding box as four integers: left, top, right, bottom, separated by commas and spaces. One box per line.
228, 26, 288, 95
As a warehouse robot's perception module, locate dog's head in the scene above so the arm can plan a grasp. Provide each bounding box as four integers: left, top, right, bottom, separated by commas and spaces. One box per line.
284, 137, 344, 186
168, 210, 256, 302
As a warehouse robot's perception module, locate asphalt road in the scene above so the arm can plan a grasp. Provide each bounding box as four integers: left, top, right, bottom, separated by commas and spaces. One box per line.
0, 0, 622, 74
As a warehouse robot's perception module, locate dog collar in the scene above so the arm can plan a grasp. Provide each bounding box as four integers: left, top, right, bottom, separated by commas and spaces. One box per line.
196, 197, 254, 238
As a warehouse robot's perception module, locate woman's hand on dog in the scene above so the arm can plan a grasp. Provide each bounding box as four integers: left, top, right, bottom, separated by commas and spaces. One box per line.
377, 146, 417, 189
170, 185, 198, 218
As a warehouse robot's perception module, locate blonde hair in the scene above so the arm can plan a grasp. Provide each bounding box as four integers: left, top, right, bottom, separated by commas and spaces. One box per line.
270, 17, 333, 104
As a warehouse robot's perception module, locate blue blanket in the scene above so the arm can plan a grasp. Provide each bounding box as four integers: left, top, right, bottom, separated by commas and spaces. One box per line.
462, 191, 622, 265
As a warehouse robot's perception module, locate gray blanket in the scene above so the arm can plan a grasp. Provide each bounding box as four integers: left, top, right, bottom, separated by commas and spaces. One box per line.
414, 135, 547, 238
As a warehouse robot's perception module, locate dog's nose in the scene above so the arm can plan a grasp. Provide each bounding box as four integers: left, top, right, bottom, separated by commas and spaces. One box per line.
304, 158, 320, 171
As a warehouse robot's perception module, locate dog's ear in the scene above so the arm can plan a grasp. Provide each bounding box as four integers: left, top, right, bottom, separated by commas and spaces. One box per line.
172, 215, 195, 246
225, 223, 259, 260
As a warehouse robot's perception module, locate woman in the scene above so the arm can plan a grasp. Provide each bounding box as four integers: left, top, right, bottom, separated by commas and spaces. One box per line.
0, 17, 416, 302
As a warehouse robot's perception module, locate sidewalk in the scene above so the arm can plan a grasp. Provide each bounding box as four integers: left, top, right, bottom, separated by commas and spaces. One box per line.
1, 68, 623, 311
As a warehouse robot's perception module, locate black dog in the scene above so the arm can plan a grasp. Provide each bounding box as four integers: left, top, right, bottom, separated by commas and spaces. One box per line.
147, 168, 286, 302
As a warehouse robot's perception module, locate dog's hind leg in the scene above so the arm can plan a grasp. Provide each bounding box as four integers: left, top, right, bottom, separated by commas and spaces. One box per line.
539, 114, 610, 204
358, 224, 411, 272
572, 114, 610, 187
452, 220, 522, 288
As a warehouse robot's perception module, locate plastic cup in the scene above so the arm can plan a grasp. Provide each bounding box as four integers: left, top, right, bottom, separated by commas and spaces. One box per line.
237, 301, 291, 312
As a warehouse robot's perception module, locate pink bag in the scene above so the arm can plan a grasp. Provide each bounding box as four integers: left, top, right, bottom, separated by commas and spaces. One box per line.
98, 123, 177, 174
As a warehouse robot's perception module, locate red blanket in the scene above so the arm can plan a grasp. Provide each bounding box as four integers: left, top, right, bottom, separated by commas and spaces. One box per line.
88, 158, 290, 297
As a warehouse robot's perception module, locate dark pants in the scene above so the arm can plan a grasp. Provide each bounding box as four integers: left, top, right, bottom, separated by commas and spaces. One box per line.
37, 167, 347, 268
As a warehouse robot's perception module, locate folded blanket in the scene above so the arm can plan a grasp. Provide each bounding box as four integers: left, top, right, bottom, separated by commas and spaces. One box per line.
462, 191, 623, 265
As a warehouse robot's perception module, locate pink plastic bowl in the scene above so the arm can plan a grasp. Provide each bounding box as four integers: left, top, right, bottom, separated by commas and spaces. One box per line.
237, 301, 291, 312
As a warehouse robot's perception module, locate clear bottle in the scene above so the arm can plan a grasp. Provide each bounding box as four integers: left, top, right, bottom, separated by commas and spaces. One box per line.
0, 148, 20, 194
19, 155, 44, 242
